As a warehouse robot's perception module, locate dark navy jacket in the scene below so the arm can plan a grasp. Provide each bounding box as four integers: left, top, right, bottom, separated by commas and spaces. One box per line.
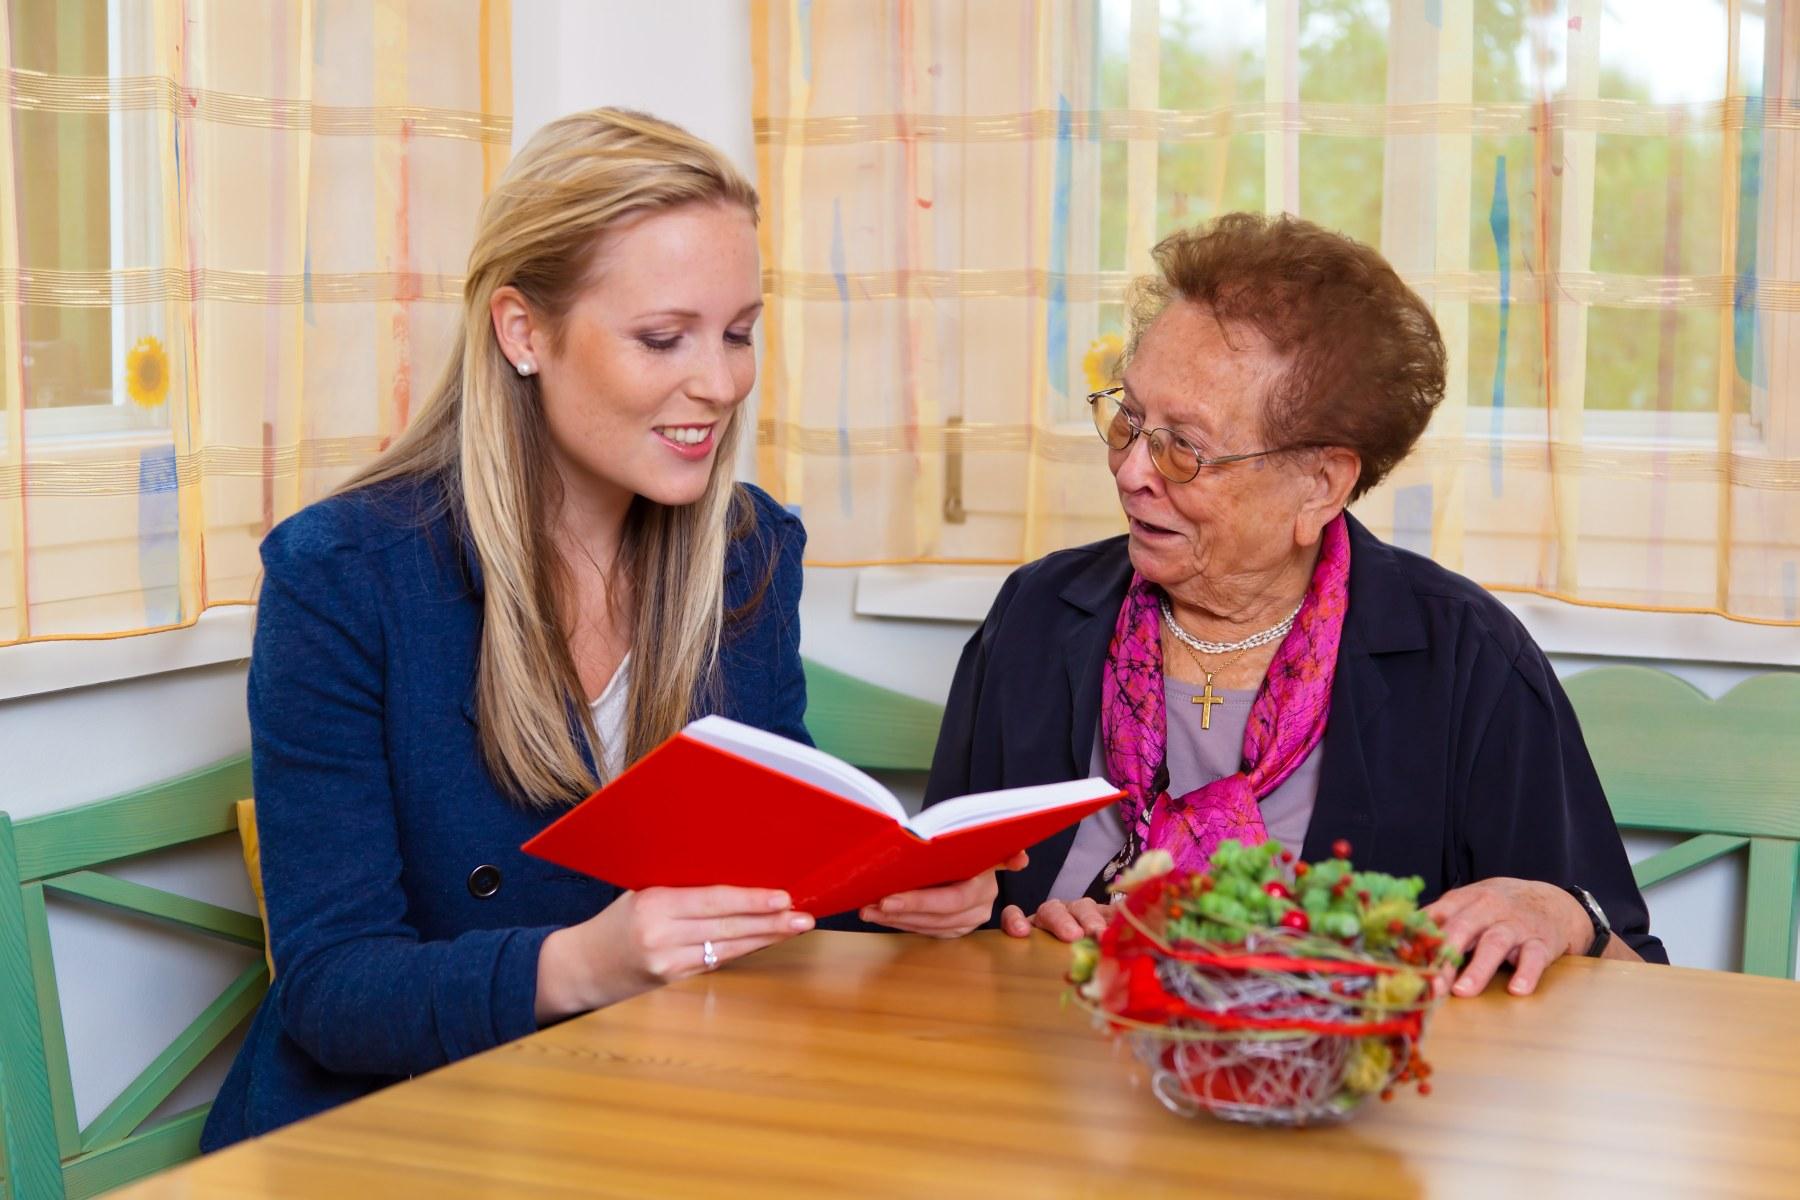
202, 478, 810, 1149
924, 514, 1666, 962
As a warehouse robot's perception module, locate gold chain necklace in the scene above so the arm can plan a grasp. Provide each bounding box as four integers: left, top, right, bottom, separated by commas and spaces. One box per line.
1169, 633, 1254, 733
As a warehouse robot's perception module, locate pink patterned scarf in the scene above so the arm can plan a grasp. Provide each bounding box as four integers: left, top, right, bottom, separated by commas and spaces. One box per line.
1100, 515, 1351, 879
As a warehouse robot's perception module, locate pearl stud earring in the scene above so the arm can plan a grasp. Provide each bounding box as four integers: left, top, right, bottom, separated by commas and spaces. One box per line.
516, 360, 536, 377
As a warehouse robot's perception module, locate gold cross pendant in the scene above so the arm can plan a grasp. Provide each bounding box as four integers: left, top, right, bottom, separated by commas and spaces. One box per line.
1191, 673, 1224, 731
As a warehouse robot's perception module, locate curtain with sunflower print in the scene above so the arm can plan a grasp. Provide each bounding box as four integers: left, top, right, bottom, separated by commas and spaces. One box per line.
751, 1, 1800, 625
0, 0, 509, 645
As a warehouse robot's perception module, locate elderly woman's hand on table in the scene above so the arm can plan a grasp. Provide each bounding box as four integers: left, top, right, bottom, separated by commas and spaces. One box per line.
1426, 877, 1637, 997
999, 897, 1114, 941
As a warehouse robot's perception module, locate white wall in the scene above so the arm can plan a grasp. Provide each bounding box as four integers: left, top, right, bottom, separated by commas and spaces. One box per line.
511, 0, 754, 173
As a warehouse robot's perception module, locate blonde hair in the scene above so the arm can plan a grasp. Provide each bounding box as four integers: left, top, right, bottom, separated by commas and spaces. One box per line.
344, 108, 761, 807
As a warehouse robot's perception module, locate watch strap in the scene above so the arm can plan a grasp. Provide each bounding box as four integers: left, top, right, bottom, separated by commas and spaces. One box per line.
1564, 885, 1611, 957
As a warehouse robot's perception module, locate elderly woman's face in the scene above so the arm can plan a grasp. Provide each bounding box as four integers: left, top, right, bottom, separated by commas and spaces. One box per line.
1111, 301, 1318, 598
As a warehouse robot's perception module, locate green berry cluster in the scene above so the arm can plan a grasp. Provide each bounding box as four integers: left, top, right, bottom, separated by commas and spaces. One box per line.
1159, 838, 1446, 963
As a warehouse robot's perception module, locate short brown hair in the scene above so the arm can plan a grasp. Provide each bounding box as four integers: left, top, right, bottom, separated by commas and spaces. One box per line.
1127, 212, 1445, 500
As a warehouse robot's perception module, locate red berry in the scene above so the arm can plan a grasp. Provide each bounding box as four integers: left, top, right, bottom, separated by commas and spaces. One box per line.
1388, 919, 1406, 934
1418, 1082, 1432, 1096
1279, 850, 1295, 863
1357, 890, 1371, 904
1332, 839, 1353, 859
1380, 1089, 1394, 1102
1293, 862, 1310, 877
1279, 910, 1311, 932
1263, 881, 1293, 900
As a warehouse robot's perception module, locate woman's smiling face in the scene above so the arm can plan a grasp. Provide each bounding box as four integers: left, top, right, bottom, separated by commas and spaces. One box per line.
529, 200, 763, 511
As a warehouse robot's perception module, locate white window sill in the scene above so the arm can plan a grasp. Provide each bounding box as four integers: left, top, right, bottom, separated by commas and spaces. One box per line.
852, 565, 1800, 669
0, 606, 255, 702
6, 560, 1795, 706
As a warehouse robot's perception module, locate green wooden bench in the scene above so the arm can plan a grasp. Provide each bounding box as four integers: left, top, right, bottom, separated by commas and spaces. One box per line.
1565, 666, 1800, 979
0, 758, 266, 1200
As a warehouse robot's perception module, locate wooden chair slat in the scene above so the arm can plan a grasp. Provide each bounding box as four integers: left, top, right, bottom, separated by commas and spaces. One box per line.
1567, 666, 1800, 978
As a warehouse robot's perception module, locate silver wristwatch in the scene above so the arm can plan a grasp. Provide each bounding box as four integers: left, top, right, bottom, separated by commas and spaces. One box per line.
1564, 885, 1612, 957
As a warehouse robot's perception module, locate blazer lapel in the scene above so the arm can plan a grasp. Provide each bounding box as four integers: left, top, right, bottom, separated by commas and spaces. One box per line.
1066, 632, 1110, 774
1058, 540, 1133, 777
1302, 514, 1426, 864
993, 541, 1129, 916
1303, 622, 1382, 863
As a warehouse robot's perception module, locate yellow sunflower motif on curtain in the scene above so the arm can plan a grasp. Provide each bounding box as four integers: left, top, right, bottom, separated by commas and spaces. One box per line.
1082, 332, 1124, 393
125, 335, 170, 409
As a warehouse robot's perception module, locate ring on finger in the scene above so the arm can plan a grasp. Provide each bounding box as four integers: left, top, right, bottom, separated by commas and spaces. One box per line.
701, 939, 719, 971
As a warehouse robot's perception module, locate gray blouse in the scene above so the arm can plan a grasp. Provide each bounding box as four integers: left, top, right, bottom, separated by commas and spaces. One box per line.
1046, 677, 1322, 903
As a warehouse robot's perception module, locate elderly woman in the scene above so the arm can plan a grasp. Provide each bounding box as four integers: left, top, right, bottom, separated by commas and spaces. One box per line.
915, 213, 1665, 997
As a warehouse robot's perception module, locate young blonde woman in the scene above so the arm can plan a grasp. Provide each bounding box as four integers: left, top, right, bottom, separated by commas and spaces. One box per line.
202, 109, 1012, 1149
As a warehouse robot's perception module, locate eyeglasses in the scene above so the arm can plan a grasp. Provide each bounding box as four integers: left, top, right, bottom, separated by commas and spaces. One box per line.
1086, 386, 1293, 484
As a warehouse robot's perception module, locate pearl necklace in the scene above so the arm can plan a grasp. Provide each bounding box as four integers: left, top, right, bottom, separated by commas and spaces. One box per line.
1159, 596, 1303, 657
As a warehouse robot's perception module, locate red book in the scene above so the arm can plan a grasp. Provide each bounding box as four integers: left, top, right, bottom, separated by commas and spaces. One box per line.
522, 715, 1122, 918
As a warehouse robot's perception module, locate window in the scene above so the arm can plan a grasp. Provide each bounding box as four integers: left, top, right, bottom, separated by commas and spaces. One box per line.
1, 0, 507, 644
12, 0, 170, 442
1080, 1, 1796, 617
752, 0, 1796, 620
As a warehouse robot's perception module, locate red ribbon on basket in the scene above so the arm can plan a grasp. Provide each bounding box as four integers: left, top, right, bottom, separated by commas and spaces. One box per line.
1101, 953, 1427, 1040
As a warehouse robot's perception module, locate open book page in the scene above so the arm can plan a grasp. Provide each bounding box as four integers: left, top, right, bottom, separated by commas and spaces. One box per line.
904, 777, 1119, 839
683, 715, 906, 822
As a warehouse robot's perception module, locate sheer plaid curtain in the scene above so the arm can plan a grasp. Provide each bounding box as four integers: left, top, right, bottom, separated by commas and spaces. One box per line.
751, 0, 1123, 567
0, 0, 510, 645
751, 0, 1800, 624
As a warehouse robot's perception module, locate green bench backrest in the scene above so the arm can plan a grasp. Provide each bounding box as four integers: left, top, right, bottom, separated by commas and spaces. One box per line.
1564, 666, 1800, 978
802, 658, 945, 773
0, 757, 266, 1200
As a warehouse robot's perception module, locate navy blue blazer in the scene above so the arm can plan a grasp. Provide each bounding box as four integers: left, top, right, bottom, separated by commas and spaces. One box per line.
202, 478, 811, 1150
924, 514, 1666, 962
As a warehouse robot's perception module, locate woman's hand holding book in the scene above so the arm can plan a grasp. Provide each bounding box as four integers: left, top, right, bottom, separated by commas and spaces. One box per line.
534, 885, 815, 1021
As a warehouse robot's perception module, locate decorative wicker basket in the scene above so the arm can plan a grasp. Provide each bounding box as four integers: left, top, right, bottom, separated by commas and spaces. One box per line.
1072, 854, 1444, 1126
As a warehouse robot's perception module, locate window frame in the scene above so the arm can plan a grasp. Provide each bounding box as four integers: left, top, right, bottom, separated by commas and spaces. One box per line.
9, 0, 176, 449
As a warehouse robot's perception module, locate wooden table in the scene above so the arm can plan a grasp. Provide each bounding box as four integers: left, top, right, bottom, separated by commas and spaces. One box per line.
120, 932, 1800, 1199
